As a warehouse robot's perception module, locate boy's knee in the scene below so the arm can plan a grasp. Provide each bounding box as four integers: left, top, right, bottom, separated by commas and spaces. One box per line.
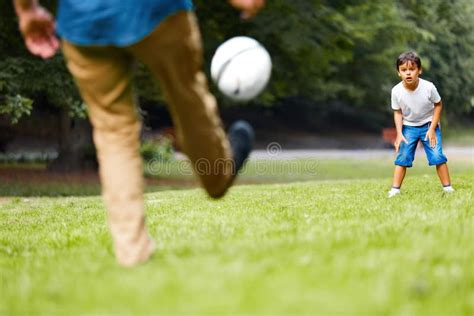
395, 162, 413, 168
394, 143, 416, 167
426, 146, 447, 166
428, 155, 447, 166
394, 153, 414, 168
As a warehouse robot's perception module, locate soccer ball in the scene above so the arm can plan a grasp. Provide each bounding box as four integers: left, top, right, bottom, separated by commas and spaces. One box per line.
211, 36, 272, 102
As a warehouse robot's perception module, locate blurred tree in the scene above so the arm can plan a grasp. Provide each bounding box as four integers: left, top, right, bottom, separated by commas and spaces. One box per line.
1, 0, 472, 168
0, 1, 84, 121
0, 1, 93, 171
196, 0, 418, 128
196, 0, 473, 126
399, 0, 474, 118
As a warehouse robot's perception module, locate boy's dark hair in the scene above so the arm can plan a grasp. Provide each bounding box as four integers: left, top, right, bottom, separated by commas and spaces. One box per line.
396, 51, 421, 70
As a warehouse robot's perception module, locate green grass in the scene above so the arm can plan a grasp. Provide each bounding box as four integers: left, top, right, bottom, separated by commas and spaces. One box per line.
444, 126, 474, 146
241, 157, 473, 182
2, 157, 472, 197
146, 156, 474, 181
1, 158, 473, 315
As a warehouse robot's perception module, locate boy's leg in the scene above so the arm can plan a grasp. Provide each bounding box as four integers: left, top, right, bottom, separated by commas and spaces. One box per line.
420, 125, 451, 187
389, 126, 418, 197
436, 163, 452, 186
62, 42, 154, 267
129, 12, 234, 198
388, 165, 406, 197
392, 165, 406, 188
392, 126, 418, 181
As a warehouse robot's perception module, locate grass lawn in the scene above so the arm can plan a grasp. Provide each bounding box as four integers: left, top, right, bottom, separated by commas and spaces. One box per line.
0, 158, 473, 315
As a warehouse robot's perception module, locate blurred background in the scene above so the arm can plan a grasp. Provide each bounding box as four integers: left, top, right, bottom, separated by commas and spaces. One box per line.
1, 0, 473, 193
2, 3, 473, 315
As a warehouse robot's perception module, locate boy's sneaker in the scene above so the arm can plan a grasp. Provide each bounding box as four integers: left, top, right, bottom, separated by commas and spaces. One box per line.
443, 185, 455, 193
388, 187, 401, 198
212, 120, 254, 199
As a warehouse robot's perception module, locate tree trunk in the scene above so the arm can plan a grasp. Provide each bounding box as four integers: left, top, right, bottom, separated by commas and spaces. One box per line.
47, 109, 97, 172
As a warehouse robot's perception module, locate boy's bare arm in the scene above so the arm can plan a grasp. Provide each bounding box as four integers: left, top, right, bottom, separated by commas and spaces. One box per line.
425, 101, 443, 148
394, 110, 403, 135
430, 101, 443, 128
394, 110, 407, 153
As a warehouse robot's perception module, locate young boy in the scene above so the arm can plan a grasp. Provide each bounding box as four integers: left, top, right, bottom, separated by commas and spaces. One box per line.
388, 51, 454, 198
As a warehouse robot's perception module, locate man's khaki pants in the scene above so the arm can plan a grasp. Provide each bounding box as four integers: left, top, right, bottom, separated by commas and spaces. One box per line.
62, 11, 233, 267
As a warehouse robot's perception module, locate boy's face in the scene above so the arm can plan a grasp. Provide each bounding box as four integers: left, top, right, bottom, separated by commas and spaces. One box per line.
397, 61, 422, 87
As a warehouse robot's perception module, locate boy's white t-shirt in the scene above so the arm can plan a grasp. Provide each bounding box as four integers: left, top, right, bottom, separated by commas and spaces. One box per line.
391, 78, 442, 126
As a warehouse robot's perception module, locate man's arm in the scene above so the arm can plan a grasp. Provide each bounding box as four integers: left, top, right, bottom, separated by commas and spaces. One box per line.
13, 0, 59, 59
394, 109, 407, 153
425, 101, 443, 148
229, 0, 265, 19
14, 0, 37, 13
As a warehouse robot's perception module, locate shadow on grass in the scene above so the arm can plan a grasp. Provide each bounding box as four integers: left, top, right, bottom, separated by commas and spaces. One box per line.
0, 164, 198, 197
0, 182, 198, 197
2, 158, 472, 197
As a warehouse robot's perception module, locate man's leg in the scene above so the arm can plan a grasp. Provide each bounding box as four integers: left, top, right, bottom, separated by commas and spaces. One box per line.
62, 42, 154, 267
130, 12, 237, 198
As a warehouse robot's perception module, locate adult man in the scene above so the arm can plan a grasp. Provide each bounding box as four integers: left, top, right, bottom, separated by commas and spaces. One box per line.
14, 0, 264, 267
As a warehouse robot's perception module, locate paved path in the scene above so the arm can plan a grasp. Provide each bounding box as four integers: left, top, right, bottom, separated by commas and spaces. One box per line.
174, 147, 473, 161
248, 147, 473, 160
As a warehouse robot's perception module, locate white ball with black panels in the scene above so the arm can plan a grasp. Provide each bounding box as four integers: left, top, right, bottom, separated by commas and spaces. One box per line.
211, 36, 272, 102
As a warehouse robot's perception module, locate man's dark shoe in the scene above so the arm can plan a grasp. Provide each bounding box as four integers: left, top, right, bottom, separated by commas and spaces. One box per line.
211, 120, 254, 199
228, 120, 254, 175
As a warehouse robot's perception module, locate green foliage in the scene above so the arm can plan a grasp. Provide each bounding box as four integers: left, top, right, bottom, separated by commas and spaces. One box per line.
0, 94, 33, 124
67, 100, 88, 119
140, 137, 174, 163
196, 0, 474, 117
0, 1, 82, 124
0, 55, 83, 118
400, 0, 474, 115
1, 0, 473, 125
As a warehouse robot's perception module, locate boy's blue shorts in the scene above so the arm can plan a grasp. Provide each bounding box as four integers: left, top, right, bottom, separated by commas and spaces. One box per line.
394, 123, 448, 167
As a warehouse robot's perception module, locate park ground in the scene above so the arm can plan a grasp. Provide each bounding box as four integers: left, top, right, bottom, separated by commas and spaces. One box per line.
0, 145, 473, 315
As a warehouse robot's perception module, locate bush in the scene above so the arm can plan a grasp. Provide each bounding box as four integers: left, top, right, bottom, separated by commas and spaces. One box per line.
140, 136, 174, 163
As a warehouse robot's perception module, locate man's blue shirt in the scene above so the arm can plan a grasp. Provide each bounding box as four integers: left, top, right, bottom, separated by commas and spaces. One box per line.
57, 0, 193, 46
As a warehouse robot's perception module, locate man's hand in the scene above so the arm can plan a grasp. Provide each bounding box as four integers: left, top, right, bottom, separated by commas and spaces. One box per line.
425, 128, 437, 148
16, 3, 59, 59
229, 0, 265, 19
394, 133, 408, 153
